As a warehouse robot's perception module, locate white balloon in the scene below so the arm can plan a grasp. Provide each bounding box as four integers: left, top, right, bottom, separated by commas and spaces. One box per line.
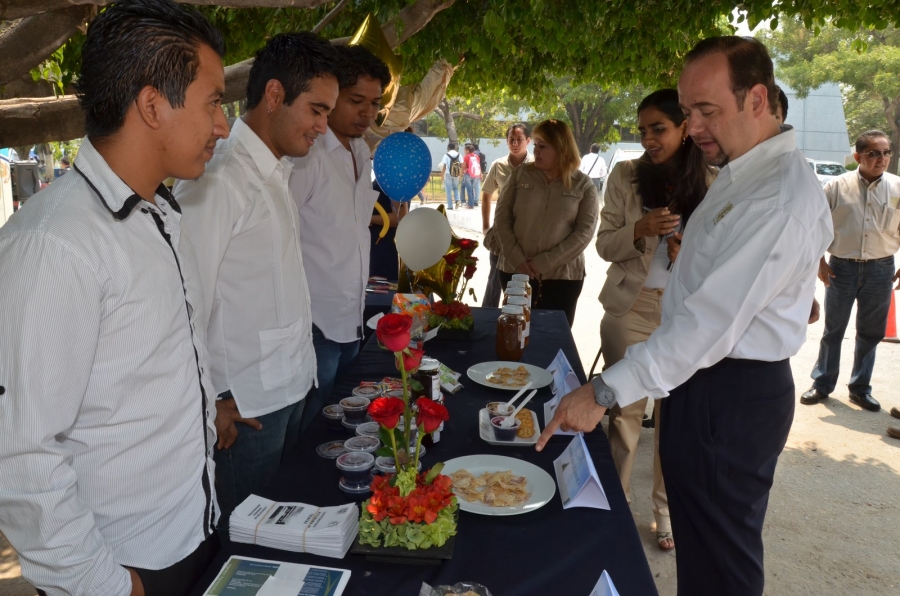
395, 207, 452, 271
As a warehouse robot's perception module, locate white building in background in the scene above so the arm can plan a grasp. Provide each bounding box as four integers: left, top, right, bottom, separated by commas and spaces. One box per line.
779, 80, 852, 164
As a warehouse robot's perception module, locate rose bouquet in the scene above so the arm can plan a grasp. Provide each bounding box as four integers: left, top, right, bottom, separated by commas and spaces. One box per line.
428, 237, 478, 332
358, 313, 457, 550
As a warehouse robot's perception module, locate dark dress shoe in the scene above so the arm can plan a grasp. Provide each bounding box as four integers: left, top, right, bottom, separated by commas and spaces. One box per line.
800, 387, 829, 405
849, 392, 881, 412
888, 426, 900, 440
891, 407, 900, 420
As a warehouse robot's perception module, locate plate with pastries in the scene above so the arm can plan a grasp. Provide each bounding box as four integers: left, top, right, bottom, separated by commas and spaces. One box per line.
478, 403, 540, 447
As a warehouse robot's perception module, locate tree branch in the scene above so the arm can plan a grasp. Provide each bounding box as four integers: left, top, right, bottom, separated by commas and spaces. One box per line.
0, 96, 83, 146
312, 0, 349, 34
382, 0, 456, 49
0, 6, 92, 86
0, 0, 332, 21
450, 111, 482, 120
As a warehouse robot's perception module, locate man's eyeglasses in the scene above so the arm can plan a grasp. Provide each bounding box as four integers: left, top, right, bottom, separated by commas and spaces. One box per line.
863, 149, 893, 159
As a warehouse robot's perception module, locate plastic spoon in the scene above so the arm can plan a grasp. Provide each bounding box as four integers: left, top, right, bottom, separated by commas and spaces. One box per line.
500, 381, 532, 414
501, 389, 538, 427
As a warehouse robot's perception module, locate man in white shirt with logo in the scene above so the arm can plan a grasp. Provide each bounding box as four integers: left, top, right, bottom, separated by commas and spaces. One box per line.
0, 2, 228, 594
800, 129, 900, 413
578, 143, 608, 193
177, 32, 339, 522
290, 45, 391, 433
539, 37, 833, 596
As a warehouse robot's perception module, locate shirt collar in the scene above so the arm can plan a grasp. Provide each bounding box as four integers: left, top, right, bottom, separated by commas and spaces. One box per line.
856, 168, 883, 188
321, 126, 364, 156
723, 128, 796, 184
231, 118, 284, 181
73, 137, 177, 221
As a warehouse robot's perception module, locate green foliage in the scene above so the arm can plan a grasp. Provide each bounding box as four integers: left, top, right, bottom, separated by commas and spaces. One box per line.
358, 500, 458, 550
758, 18, 900, 172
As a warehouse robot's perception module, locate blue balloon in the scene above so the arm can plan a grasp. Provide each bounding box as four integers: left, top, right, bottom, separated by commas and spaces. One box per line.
373, 132, 432, 203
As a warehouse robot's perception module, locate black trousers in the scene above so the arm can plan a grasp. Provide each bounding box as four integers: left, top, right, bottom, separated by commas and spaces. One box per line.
659, 358, 794, 596
498, 271, 584, 327
37, 532, 220, 596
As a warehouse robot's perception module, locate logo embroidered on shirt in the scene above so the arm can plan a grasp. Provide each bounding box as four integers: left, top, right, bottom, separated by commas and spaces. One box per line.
714, 202, 734, 225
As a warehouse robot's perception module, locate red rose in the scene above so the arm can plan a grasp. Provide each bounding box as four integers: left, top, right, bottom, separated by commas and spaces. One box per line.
368, 397, 406, 429
443, 270, 454, 282
459, 238, 475, 250
415, 397, 450, 434
376, 313, 412, 352
395, 348, 424, 374
443, 252, 459, 265
464, 264, 476, 279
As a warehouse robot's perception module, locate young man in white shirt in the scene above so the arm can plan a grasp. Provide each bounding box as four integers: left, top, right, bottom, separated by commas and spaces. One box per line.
289, 45, 391, 433
800, 130, 900, 412
0, 2, 229, 595
177, 33, 339, 523
578, 143, 608, 192
440, 142, 463, 209
539, 37, 833, 596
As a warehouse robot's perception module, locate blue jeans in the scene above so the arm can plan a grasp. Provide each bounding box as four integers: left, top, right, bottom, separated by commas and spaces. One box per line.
462, 175, 481, 208
444, 177, 460, 209
214, 397, 305, 525
298, 324, 360, 434
811, 255, 895, 396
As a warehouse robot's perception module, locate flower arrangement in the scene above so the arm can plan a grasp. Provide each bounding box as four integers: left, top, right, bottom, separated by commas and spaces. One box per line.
359, 313, 457, 550
428, 237, 478, 332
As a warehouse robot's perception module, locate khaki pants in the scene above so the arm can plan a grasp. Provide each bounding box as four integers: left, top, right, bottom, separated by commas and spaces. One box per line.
600, 288, 670, 533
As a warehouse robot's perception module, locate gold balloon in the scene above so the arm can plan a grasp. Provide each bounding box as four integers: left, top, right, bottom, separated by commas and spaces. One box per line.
398, 205, 479, 303
349, 13, 403, 118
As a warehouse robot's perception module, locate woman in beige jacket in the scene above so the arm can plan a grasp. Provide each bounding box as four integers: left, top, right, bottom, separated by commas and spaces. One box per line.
494, 119, 599, 326
596, 89, 715, 550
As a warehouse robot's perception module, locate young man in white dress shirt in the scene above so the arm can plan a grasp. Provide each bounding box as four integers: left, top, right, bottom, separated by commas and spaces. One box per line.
800, 130, 900, 413
177, 33, 339, 523
0, 2, 229, 595
539, 37, 833, 596
290, 45, 391, 433
578, 143, 608, 193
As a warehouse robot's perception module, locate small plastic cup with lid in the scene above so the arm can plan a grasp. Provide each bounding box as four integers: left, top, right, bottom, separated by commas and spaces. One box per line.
355, 421, 381, 439
352, 385, 382, 399
336, 451, 375, 493
339, 396, 370, 424
322, 404, 344, 431
344, 435, 380, 453
491, 416, 522, 441
374, 456, 422, 475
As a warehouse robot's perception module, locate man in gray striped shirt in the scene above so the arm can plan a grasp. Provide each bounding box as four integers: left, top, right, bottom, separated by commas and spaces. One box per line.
0, 2, 229, 595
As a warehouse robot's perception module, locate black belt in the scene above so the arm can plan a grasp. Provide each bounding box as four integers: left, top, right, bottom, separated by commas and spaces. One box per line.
834, 255, 893, 263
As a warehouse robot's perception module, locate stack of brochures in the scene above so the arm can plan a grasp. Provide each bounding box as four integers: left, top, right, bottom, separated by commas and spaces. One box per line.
204, 555, 351, 596
230, 495, 359, 559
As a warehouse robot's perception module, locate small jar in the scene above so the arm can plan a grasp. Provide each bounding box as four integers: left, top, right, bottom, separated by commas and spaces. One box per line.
412, 357, 440, 401
339, 396, 370, 425
496, 305, 525, 361
506, 295, 531, 347
511, 274, 533, 303
503, 286, 528, 308
336, 451, 375, 493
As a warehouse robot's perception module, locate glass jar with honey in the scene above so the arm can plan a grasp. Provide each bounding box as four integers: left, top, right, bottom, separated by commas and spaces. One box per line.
506, 295, 531, 347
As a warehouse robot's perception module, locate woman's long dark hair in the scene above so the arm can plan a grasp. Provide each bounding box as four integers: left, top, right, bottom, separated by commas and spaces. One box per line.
634, 89, 710, 226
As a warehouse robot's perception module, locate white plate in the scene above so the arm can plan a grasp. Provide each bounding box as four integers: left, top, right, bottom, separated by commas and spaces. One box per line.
442, 454, 556, 516
466, 361, 553, 391
478, 408, 540, 447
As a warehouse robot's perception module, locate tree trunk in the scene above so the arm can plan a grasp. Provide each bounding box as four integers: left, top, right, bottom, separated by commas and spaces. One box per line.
886, 94, 900, 175
435, 98, 458, 144
0, 6, 92, 86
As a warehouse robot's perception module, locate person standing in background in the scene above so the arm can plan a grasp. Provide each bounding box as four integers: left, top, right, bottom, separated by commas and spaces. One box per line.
440, 141, 462, 209
493, 119, 599, 327
800, 129, 900, 413
290, 45, 391, 433
579, 143, 608, 194
461, 142, 482, 209
177, 32, 339, 522
596, 89, 715, 551
481, 123, 532, 307
0, 1, 229, 594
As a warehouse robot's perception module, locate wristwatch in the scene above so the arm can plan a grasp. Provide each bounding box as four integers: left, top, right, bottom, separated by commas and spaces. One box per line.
590, 375, 617, 408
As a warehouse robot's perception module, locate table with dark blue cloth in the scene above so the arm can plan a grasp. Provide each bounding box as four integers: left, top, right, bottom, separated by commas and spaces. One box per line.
191, 308, 658, 596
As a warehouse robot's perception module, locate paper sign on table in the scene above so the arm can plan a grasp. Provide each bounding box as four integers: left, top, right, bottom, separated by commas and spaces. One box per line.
544, 349, 580, 436
553, 433, 610, 510
588, 570, 620, 596
203, 555, 350, 596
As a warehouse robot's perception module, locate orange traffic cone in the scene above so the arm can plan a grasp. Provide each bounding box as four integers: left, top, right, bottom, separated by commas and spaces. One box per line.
884, 290, 900, 343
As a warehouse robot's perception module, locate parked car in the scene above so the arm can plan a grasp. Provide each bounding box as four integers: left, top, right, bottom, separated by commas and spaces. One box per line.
806, 159, 847, 186
599, 149, 645, 204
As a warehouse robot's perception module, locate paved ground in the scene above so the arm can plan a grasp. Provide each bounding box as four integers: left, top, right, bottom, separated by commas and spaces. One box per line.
3, 199, 898, 595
